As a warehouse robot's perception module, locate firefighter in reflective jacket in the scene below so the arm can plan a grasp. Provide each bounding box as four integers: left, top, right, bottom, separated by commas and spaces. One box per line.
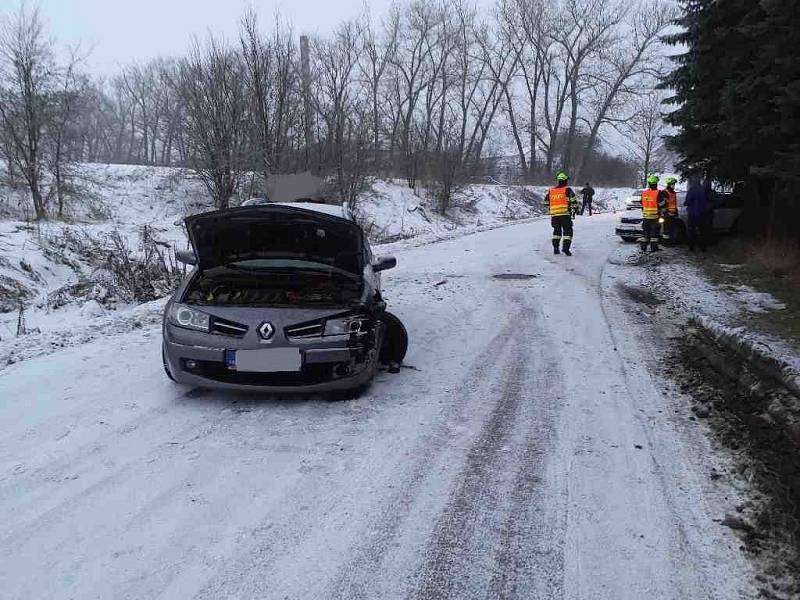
544, 171, 579, 256
639, 174, 668, 252
661, 176, 679, 242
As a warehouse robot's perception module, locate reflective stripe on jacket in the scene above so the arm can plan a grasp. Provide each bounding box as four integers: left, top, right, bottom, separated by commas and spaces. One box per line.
641, 188, 661, 219
549, 187, 570, 217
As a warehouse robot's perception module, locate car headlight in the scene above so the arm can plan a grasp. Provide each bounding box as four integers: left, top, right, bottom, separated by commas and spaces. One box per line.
169, 303, 210, 332
324, 316, 368, 336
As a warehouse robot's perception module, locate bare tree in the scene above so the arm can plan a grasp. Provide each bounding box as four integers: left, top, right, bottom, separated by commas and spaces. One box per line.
0, 3, 54, 219
313, 22, 369, 207
497, 0, 549, 176
357, 7, 399, 169
240, 9, 275, 184
574, 0, 675, 179
555, 0, 626, 174
617, 93, 669, 185
391, 0, 438, 188
2, 0, 672, 200
178, 37, 248, 208
46, 48, 87, 217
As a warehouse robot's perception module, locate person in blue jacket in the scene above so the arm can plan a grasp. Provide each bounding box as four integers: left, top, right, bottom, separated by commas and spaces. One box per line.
684, 176, 712, 251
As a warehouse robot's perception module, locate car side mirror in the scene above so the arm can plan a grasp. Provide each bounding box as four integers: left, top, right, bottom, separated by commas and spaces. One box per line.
372, 255, 397, 272
176, 249, 197, 266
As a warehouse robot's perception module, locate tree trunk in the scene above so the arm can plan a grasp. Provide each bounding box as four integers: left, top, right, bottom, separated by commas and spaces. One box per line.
505, 86, 527, 174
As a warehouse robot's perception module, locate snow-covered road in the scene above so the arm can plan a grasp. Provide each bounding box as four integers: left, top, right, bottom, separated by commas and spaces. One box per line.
0, 214, 754, 599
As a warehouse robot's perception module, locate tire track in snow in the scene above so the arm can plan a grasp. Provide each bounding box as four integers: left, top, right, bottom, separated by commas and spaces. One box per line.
485, 349, 564, 600
324, 308, 528, 600
410, 298, 565, 600
194, 305, 526, 600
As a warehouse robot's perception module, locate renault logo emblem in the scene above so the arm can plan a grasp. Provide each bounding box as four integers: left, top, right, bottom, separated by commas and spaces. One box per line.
258, 322, 275, 341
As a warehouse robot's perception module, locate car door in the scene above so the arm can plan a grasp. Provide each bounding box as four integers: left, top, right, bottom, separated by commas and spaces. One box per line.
712, 193, 743, 231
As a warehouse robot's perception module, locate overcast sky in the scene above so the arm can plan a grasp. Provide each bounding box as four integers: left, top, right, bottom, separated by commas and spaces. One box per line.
7, 0, 425, 74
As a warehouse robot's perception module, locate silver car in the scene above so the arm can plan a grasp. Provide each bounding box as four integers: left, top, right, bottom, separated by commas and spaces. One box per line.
162, 202, 406, 395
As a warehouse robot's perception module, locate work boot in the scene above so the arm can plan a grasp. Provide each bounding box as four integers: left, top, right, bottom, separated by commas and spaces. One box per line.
650, 243, 661, 252
562, 240, 572, 256
553, 240, 560, 255
640, 242, 648, 252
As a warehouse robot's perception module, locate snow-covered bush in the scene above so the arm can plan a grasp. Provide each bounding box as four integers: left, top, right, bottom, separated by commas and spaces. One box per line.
44, 225, 183, 305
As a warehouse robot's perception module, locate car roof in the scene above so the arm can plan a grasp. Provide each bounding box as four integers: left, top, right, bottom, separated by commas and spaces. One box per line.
274, 201, 351, 219
242, 198, 353, 221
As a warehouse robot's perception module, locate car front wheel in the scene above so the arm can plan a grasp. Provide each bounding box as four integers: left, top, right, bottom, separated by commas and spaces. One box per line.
379, 311, 408, 365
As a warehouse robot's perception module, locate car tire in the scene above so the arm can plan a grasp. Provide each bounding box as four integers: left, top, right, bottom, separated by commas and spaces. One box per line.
162, 345, 176, 382
379, 311, 408, 365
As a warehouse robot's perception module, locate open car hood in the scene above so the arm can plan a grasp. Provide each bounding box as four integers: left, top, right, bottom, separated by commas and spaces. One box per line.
185, 205, 364, 275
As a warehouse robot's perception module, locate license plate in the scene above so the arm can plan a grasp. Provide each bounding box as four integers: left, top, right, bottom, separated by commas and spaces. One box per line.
231, 348, 302, 372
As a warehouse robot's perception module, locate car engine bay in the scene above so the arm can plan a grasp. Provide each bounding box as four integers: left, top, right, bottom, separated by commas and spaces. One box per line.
183, 273, 362, 307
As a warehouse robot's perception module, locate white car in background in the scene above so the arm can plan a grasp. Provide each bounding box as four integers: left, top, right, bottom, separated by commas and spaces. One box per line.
622, 190, 643, 211
615, 190, 743, 243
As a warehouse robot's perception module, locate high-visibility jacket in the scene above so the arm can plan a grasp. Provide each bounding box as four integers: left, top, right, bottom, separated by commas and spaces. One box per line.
665, 188, 678, 216
641, 188, 661, 219
548, 187, 570, 217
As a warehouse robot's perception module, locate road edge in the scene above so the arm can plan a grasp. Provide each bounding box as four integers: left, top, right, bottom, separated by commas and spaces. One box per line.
692, 314, 800, 400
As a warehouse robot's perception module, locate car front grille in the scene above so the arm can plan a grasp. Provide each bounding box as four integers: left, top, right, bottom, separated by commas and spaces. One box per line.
210, 317, 249, 337
621, 217, 643, 224
285, 322, 324, 339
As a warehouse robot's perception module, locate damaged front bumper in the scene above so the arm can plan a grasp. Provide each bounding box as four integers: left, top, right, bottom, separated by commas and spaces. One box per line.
163, 338, 381, 393
616, 224, 642, 239
163, 319, 383, 393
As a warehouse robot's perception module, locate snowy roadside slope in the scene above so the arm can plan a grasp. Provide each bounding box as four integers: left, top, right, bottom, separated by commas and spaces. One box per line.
0, 164, 195, 343
640, 253, 800, 381
355, 180, 544, 243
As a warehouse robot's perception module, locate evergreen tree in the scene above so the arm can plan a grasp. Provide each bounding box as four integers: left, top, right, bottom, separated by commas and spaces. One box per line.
660, 0, 722, 178
662, 0, 800, 236
756, 0, 800, 184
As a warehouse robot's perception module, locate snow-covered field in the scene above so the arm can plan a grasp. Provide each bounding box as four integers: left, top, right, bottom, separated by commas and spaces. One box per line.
0, 210, 758, 599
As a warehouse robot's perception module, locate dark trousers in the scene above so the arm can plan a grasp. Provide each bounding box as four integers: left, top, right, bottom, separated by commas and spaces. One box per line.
639, 218, 661, 251
688, 213, 712, 250
661, 213, 678, 242
551, 215, 573, 252
580, 199, 592, 215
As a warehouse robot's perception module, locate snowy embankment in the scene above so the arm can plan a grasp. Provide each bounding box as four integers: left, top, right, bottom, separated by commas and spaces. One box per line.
639, 255, 800, 394
0, 164, 636, 368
